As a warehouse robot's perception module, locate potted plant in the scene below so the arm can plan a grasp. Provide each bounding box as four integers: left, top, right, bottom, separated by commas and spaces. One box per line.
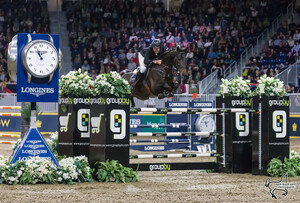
251, 75, 289, 175
89, 72, 130, 168
58, 69, 94, 157
217, 77, 253, 173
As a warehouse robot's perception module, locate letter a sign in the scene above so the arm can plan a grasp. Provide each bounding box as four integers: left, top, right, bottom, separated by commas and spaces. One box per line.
10, 127, 58, 166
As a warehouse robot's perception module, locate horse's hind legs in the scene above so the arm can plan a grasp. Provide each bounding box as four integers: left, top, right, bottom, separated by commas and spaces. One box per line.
130, 96, 135, 107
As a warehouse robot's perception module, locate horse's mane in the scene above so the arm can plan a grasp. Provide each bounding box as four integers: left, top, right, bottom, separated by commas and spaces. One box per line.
157, 49, 176, 60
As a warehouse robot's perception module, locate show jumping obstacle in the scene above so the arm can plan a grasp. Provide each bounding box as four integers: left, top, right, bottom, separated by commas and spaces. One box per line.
130, 132, 221, 137
58, 95, 289, 174
130, 108, 258, 114
128, 106, 257, 171
0, 134, 21, 138
0, 106, 22, 110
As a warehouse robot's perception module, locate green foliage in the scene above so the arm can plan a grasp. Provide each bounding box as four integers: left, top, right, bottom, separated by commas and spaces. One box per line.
21, 103, 41, 124
95, 160, 139, 183
267, 156, 300, 177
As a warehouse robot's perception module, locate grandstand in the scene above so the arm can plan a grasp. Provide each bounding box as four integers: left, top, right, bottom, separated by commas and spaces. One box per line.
0, 0, 298, 110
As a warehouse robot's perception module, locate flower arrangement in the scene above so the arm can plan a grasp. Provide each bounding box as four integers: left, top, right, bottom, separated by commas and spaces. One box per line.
0, 156, 57, 184
0, 156, 93, 185
57, 156, 93, 184
59, 70, 130, 98
252, 75, 287, 97
93, 71, 130, 97
219, 77, 252, 98
59, 69, 94, 97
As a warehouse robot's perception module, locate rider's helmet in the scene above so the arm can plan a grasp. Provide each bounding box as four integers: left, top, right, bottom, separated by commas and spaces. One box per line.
151, 39, 161, 49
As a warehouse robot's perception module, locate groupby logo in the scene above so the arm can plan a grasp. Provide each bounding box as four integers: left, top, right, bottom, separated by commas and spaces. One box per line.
149, 163, 170, 171
106, 98, 130, 105
272, 110, 287, 138
231, 99, 252, 106
235, 112, 249, 136
269, 99, 289, 106
77, 109, 90, 138
110, 109, 126, 139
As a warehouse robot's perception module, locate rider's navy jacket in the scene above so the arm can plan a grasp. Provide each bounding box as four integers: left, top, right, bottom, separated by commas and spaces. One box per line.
141, 44, 168, 65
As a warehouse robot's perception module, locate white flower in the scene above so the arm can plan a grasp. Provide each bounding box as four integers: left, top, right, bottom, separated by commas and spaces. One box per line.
17, 170, 22, 177
58, 177, 62, 182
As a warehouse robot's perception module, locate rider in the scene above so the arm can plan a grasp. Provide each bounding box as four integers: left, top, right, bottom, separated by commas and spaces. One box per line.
130, 39, 168, 90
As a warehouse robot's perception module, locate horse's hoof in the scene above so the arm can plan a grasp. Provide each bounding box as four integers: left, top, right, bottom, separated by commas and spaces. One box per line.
158, 93, 165, 99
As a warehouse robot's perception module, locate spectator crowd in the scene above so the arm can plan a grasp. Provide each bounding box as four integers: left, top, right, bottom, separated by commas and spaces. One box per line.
65, 0, 292, 93
241, 9, 300, 93
0, 0, 49, 88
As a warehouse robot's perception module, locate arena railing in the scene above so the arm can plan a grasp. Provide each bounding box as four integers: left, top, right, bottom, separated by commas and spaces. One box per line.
0, 93, 58, 112
275, 61, 300, 87
224, 1, 295, 83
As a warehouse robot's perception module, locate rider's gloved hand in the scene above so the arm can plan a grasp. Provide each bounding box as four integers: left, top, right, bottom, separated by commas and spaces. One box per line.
154, 60, 162, 65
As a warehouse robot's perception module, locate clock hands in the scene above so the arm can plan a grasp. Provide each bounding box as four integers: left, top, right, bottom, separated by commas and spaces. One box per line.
37, 49, 43, 60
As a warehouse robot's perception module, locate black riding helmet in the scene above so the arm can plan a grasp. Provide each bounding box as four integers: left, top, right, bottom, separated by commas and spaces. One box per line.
151, 39, 161, 48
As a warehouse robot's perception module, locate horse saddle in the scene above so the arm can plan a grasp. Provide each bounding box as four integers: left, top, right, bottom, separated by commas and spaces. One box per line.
129, 67, 151, 84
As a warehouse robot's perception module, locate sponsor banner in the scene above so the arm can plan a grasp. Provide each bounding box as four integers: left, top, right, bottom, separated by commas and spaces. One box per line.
165, 101, 189, 108
166, 101, 188, 132
10, 127, 58, 165
130, 115, 143, 133
269, 99, 289, 107
0, 114, 58, 133
189, 101, 213, 108
290, 115, 300, 137
231, 98, 252, 107
190, 101, 214, 132
166, 115, 188, 132
142, 115, 165, 133
149, 163, 171, 171
58, 97, 130, 105
130, 143, 189, 152
17, 33, 59, 102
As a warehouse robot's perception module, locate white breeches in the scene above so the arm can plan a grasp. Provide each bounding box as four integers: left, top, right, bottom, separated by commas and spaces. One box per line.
138, 52, 147, 73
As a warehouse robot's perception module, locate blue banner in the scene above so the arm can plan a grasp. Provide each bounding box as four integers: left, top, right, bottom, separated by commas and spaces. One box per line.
0, 114, 58, 133
10, 127, 58, 165
165, 101, 189, 108
290, 115, 300, 137
17, 33, 59, 102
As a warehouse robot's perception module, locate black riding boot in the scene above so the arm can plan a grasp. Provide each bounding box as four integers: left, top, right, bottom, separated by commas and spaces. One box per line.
130, 71, 143, 91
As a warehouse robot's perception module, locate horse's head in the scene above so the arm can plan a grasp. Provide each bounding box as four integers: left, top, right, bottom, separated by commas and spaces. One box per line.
174, 46, 187, 71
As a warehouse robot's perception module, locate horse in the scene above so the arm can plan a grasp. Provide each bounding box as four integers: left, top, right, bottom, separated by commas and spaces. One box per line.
122, 47, 187, 107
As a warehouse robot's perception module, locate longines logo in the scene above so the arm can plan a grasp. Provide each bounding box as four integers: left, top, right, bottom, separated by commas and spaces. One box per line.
21, 87, 54, 97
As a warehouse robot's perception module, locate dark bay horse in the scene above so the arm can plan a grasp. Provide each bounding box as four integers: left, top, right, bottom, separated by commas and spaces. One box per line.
122, 47, 187, 107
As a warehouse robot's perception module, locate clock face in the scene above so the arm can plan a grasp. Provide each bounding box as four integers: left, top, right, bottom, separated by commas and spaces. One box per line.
22, 40, 58, 78
199, 116, 215, 132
